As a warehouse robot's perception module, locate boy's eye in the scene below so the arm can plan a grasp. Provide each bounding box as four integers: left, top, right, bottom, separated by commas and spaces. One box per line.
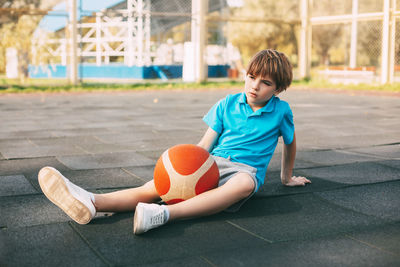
263, 81, 271, 86
248, 75, 255, 79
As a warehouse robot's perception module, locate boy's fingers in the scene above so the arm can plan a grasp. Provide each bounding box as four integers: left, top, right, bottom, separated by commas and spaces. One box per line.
285, 176, 311, 187
294, 176, 311, 185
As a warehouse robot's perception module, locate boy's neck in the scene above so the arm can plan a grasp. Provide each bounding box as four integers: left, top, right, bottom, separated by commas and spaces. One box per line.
247, 95, 275, 112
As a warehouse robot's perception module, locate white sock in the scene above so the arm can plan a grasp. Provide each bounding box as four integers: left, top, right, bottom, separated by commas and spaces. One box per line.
163, 205, 170, 223
89, 192, 95, 204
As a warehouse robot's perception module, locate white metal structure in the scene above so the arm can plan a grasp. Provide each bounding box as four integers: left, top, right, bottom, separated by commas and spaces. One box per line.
299, 0, 399, 84
35, 0, 211, 82
68, 0, 78, 85
37, 0, 152, 74
77, 0, 151, 66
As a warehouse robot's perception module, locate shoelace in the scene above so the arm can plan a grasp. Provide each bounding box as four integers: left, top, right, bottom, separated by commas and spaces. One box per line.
150, 211, 164, 225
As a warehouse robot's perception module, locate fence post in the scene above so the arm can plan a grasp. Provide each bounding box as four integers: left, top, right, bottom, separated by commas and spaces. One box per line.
350, 0, 358, 69
381, 0, 394, 84
388, 0, 396, 83
68, 0, 78, 85
299, 0, 311, 80
191, 0, 208, 82
96, 13, 102, 66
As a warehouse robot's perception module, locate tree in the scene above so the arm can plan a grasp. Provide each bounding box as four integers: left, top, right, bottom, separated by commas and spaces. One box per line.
0, 0, 50, 27
312, 24, 343, 65
227, 0, 299, 65
0, 15, 44, 78
310, 0, 351, 66
0, 0, 60, 78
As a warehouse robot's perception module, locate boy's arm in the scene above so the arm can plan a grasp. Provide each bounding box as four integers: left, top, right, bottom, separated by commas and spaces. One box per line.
197, 127, 219, 152
281, 132, 311, 186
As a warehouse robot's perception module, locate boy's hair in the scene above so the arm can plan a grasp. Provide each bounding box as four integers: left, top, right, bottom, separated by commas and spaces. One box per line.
246, 49, 293, 93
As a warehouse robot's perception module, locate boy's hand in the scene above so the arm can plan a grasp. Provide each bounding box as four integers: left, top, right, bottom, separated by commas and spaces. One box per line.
283, 176, 311, 187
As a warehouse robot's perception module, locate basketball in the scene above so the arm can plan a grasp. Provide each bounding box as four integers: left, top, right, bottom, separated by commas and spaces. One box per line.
153, 144, 220, 204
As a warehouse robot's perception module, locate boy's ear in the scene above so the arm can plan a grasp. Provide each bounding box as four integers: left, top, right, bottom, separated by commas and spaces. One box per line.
274, 87, 283, 95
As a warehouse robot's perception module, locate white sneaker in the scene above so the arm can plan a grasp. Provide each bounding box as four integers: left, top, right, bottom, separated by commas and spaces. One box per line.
133, 203, 167, 235
38, 166, 96, 224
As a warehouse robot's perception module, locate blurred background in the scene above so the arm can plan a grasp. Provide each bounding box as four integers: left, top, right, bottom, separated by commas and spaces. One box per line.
0, 0, 399, 86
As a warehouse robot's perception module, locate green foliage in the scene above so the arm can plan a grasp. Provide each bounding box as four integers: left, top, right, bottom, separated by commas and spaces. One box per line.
1, 76, 399, 94
0, 0, 58, 76
0, 15, 42, 77
227, 0, 299, 65
292, 77, 400, 93
0, 78, 245, 94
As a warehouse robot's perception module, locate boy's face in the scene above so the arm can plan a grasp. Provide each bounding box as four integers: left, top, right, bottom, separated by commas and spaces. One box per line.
244, 74, 277, 111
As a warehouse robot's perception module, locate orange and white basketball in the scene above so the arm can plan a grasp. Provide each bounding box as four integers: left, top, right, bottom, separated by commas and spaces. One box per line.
153, 144, 220, 204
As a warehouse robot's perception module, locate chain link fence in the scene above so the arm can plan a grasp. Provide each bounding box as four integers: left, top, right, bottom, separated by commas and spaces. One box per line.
396, 0, 400, 78
357, 20, 382, 68
1, 0, 399, 84
396, 16, 400, 77
21, 0, 232, 81
310, 0, 394, 83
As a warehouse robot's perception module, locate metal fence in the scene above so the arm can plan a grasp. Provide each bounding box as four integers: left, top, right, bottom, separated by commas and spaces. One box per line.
21, 0, 230, 82
309, 0, 399, 84
1, 0, 399, 84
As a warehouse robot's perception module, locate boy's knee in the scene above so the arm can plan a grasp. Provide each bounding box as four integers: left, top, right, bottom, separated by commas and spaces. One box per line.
232, 173, 256, 198
143, 180, 157, 193
143, 180, 154, 188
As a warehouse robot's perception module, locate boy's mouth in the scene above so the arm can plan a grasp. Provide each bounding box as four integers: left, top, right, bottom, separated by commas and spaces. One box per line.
248, 92, 257, 98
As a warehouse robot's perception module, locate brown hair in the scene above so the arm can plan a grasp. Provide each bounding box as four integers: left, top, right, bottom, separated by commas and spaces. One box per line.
246, 49, 293, 93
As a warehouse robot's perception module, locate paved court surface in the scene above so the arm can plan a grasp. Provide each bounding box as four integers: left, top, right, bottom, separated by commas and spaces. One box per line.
0, 88, 399, 266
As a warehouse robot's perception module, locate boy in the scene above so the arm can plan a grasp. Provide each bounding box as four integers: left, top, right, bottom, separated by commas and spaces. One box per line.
38, 49, 310, 235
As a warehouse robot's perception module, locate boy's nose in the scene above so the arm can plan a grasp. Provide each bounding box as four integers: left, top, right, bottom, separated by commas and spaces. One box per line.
252, 80, 260, 90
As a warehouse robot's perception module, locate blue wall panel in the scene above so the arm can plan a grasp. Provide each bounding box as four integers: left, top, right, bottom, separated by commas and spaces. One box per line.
208, 65, 229, 78
29, 64, 229, 79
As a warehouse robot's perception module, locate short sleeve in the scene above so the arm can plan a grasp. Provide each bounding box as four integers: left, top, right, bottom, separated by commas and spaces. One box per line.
203, 97, 225, 134
279, 104, 295, 145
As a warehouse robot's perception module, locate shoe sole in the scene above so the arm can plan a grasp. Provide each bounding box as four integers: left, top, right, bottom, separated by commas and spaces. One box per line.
133, 203, 144, 235
38, 167, 92, 225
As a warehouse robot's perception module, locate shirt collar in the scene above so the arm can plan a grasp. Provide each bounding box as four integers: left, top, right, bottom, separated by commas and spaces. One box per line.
239, 92, 276, 114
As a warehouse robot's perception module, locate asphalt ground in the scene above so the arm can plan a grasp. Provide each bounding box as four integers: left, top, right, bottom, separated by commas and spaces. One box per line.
0, 88, 399, 266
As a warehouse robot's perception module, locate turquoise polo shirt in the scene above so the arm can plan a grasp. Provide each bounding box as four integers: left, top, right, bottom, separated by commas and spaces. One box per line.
203, 92, 295, 191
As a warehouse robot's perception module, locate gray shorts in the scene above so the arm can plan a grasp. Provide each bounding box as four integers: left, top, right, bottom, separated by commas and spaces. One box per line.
213, 156, 258, 212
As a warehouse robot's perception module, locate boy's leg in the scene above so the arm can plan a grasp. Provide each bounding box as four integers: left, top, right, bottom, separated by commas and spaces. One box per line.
94, 181, 160, 212
39, 167, 160, 224
133, 172, 255, 234
167, 172, 255, 220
